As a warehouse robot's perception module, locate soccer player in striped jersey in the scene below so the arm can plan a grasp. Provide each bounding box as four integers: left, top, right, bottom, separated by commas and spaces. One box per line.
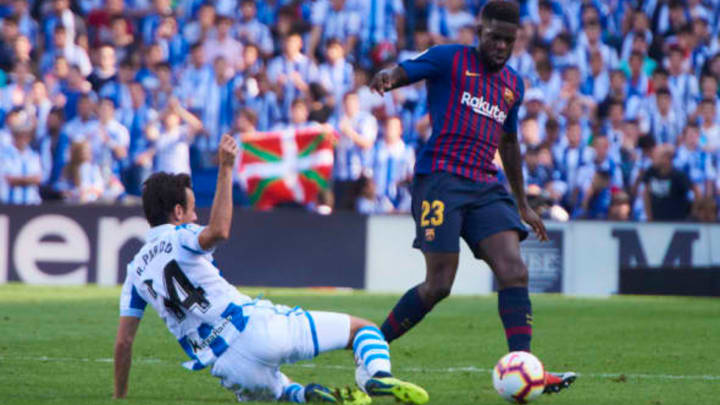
369, 0, 575, 395
113, 135, 427, 404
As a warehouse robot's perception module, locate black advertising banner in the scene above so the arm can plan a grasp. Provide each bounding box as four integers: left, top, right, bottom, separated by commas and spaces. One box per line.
619, 266, 720, 297
0, 205, 366, 288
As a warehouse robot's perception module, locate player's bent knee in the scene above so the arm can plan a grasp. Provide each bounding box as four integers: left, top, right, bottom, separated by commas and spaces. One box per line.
495, 257, 528, 288
348, 317, 379, 346
420, 283, 452, 306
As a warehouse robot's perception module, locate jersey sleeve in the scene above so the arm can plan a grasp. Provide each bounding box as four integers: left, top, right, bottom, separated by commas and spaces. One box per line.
503, 77, 525, 134
175, 223, 215, 256
119, 275, 147, 318
398, 45, 447, 83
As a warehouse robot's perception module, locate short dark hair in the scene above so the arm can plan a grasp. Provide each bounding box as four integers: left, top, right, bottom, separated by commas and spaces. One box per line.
142, 172, 192, 227
656, 87, 672, 97
481, 0, 520, 25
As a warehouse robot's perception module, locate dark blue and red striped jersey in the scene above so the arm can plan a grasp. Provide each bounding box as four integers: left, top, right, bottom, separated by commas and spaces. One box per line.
399, 44, 524, 182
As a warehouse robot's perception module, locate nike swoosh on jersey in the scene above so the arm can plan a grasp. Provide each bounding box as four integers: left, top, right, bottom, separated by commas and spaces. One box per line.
465, 70, 481, 77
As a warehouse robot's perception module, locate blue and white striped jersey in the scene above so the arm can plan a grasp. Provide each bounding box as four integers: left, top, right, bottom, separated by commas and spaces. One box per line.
0, 143, 43, 205
120, 223, 252, 370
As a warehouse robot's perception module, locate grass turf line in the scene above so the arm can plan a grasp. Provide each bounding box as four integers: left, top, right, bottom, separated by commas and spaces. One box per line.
0, 285, 718, 405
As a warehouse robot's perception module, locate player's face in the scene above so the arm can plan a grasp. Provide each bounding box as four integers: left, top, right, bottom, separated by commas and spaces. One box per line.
478, 19, 517, 71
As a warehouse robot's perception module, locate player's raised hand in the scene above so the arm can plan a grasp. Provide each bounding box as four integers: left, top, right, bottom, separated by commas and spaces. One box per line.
218, 134, 239, 167
520, 206, 549, 242
369, 69, 393, 96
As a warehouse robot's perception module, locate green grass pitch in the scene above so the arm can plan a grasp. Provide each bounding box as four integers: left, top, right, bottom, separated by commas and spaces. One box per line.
1, 285, 718, 404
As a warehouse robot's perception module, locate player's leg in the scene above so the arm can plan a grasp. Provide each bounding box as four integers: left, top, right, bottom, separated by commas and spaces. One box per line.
465, 192, 576, 394
380, 173, 463, 343
476, 230, 533, 352
380, 252, 459, 342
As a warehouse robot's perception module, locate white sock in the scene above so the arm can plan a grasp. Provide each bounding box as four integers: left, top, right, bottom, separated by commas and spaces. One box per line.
352, 326, 391, 378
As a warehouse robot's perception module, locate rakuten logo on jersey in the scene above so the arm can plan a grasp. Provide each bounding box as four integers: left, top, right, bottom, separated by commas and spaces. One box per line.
460, 91, 507, 124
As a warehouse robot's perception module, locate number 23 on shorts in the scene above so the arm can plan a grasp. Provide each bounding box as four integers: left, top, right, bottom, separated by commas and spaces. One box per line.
420, 200, 445, 227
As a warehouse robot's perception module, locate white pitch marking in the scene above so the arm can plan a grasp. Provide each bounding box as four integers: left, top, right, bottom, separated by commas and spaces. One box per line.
1, 356, 719, 381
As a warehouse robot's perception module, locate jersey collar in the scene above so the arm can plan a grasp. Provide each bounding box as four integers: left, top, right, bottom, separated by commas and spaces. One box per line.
146, 224, 175, 241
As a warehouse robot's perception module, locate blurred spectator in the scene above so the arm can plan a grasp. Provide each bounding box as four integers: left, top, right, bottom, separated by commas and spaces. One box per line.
608, 190, 632, 221
97, 97, 129, 177
334, 91, 378, 210
318, 38, 354, 119
204, 15, 243, 74
236, 0, 274, 58
150, 98, 203, 175
88, 44, 117, 92
38, 107, 70, 196
579, 170, 613, 219
373, 116, 414, 212
119, 82, 157, 196
574, 135, 623, 214
355, 175, 393, 214
56, 140, 105, 203
0, 15, 19, 71
428, 0, 474, 44
183, 3, 215, 45
243, 73, 281, 132
201, 56, 234, 149
358, 0, 405, 61
41, 0, 86, 52
178, 43, 212, 115
642, 88, 684, 146
155, 15, 188, 69
40, 24, 91, 77
643, 145, 693, 222
0, 118, 42, 205
698, 98, 720, 153
308, 0, 360, 60
268, 31, 318, 121
674, 124, 715, 197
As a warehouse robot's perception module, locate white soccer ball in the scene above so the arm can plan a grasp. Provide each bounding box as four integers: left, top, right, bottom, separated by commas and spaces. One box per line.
492, 351, 546, 403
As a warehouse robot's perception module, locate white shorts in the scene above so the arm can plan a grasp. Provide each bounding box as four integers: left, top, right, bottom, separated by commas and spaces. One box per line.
210, 300, 351, 401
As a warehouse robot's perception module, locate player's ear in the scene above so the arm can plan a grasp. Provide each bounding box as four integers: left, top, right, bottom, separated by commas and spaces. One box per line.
171, 203, 184, 222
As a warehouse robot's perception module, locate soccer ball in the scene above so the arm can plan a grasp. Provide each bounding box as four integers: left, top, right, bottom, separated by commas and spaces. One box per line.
492, 351, 546, 403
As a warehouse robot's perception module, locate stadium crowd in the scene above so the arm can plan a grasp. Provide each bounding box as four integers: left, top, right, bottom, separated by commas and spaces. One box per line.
0, 0, 718, 222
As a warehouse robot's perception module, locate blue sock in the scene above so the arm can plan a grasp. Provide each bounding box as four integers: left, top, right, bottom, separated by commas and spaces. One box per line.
380, 285, 430, 343
498, 287, 532, 352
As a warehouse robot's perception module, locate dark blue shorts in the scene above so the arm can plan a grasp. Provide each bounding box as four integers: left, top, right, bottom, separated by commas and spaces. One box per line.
411, 171, 528, 258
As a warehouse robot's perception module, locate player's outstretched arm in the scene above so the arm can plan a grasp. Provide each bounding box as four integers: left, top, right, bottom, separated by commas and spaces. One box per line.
499, 131, 548, 241
369, 65, 410, 96
113, 316, 141, 399
198, 135, 240, 251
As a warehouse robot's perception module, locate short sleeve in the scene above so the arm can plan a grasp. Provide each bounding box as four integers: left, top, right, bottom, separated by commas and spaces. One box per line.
175, 223, 215, 256
398, 45, 446, 83
503, 78, 525, 134
119, 276, 147, 318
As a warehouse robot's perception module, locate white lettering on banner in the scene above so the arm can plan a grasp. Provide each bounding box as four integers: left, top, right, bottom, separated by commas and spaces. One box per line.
13, 215, 89, 284
97, 217, 149, 286
0, 216, 7, 284
460, 91, 507, 124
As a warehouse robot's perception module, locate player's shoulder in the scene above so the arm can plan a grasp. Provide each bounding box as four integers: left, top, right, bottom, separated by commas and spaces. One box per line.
414, 44, 466, 60
174, 223, 204, 235
499, 65, 525, 99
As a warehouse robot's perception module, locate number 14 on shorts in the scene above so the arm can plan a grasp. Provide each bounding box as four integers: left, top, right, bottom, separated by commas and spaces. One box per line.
420, 200, 445, 227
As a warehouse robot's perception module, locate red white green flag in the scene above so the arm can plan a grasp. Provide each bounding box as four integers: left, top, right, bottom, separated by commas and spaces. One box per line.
238, 126, 335, 210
